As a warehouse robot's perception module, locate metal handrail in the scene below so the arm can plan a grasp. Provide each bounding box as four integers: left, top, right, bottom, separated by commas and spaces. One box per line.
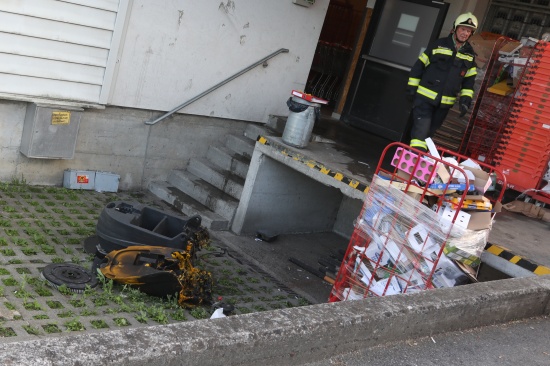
145, 48, 290, 125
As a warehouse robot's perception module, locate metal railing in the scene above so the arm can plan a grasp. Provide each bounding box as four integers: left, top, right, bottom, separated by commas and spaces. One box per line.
145, 48, 290, 125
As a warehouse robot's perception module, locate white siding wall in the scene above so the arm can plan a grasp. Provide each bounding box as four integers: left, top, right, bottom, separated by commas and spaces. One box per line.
0, 0, 329, 122
0, 0, 127, 103
109, 0, 330, 123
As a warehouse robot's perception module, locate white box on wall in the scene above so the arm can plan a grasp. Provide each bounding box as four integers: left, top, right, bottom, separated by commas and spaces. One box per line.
95, 171, 120, 193
63, 169, 95, 190
20, 104, 83, 159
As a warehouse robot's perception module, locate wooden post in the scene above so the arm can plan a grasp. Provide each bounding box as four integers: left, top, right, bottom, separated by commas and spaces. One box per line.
334, 6, 373, 116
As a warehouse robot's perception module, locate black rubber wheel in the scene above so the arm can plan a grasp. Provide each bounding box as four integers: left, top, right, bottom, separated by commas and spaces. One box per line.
41, 263, 98, 293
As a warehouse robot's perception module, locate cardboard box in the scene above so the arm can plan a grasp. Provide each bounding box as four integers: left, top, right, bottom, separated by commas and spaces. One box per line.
466, 211, 493, 230
451, 168, 475, 186
460, 166, 492, 194
498, 41, 522, 56
487, 80, 514, 96
407, 224, 437, 253
438, 203, 494, 231
429, 182, 474, 192
438, 205, 471, 230
450, 196, 492, 211
469, 34, 498, 69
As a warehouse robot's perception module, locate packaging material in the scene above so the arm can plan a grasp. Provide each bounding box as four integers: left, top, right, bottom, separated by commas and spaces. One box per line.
460, 166, 492, 193
444, 228, 490, 266
431, 254, 469, 288
425, 138, 440, 159
498, 41, 523, 56
521, 37, 538, 47
390, 147, 436, 183
450, 195, 492, 211
487, 80, 514, 96
350, 177, 465, 297
425, 139, 452, 183
437, 206, 470, 234
468, 34, 498, 69
63, 169, 95, 190
337, 149, 503, 301
503, 200, 550, 222
452, 168, 475, 187
358, 177, 450, 240
406, 224, 437, 253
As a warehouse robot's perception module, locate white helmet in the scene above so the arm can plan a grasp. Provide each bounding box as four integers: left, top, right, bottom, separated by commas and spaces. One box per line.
454, 12, 478, 34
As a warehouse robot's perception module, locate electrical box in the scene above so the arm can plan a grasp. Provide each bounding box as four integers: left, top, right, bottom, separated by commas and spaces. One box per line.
63, 169, 95, 190
20, 103, 83, 159
95, 171, 120, 193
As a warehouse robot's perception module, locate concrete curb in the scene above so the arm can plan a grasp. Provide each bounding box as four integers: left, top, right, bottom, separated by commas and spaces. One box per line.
1, 276, 549, 366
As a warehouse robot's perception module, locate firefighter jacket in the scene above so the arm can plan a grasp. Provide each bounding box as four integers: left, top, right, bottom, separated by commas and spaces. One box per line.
408, 34, 477, 109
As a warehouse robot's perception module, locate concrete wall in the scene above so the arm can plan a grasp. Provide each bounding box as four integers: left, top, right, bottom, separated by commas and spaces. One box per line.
333, 196, 364, 238
1, 276, 548, 366
236, 153, 343, 234
0, 101, 249, 189
233, 145, 364, 238
0, 1, 331, 187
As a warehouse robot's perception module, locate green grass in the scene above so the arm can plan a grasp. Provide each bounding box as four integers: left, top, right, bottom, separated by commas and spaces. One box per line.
0, 182, 310, 341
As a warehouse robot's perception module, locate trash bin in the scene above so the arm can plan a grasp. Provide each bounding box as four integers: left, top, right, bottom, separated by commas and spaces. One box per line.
282, 96, 320, 148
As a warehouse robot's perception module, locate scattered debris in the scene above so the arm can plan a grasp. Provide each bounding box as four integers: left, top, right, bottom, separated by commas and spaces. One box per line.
41, 263, 98, 293
255, 230, 279, 242
99, 245, 213, 307
289, 257, 334, 285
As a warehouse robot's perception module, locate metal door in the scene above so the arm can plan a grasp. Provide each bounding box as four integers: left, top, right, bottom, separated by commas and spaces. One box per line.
342, 0, 449, 141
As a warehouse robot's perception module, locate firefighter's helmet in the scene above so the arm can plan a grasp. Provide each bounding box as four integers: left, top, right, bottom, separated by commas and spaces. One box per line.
454, 12, 478, 34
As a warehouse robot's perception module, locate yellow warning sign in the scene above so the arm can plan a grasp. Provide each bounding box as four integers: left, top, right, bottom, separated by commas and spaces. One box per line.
51, 111, 71, 125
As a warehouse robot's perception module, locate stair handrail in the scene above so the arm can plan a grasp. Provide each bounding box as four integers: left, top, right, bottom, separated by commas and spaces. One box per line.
145, 48, 290, 125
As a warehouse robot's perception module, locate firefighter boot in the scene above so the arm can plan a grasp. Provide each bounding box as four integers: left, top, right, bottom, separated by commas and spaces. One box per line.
410, 117, 431, 152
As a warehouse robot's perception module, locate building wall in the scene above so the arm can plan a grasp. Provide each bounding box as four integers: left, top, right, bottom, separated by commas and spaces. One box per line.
1, 102, 250, 189
0, 0, 127, 104
0, 0, 329, 187
439, 0, 490, 38
108, 0, 330, 123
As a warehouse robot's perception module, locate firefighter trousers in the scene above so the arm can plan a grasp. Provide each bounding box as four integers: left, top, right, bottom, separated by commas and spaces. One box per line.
410, 100, 451, 151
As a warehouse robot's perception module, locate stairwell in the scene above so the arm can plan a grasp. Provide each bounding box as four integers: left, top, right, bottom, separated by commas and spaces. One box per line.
148, 121, 283, 231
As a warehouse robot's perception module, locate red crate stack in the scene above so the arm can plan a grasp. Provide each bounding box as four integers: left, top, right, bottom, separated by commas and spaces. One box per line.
460, 37, 518, 165
493, 41, 550, 192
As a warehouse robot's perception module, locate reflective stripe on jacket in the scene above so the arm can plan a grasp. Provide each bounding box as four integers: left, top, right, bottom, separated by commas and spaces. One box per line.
407, 34, 477, 108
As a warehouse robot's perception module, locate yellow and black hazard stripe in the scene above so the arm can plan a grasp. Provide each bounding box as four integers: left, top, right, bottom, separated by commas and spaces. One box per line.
485, 243, 550, 275
257, 136, 369, 194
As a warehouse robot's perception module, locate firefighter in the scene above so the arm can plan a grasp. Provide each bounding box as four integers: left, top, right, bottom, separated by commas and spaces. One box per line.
406, 12, 478, 152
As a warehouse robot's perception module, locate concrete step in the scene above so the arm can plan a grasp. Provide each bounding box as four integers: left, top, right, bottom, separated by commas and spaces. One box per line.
147, 181, 231, 231
187, 157, 245, 200
243, 123, 270, 141
267, 115, 287, 134
167, 169, 239, 221
206, 145, 251, 180
225, 134, 255, 159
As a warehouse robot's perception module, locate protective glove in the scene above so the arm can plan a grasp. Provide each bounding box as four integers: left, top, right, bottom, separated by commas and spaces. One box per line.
406, 87, 416, 103
459, 103, 469, 117
459, 97, 471, 117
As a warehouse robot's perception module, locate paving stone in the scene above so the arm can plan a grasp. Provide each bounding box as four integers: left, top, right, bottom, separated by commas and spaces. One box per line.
0, 183, 309, 342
